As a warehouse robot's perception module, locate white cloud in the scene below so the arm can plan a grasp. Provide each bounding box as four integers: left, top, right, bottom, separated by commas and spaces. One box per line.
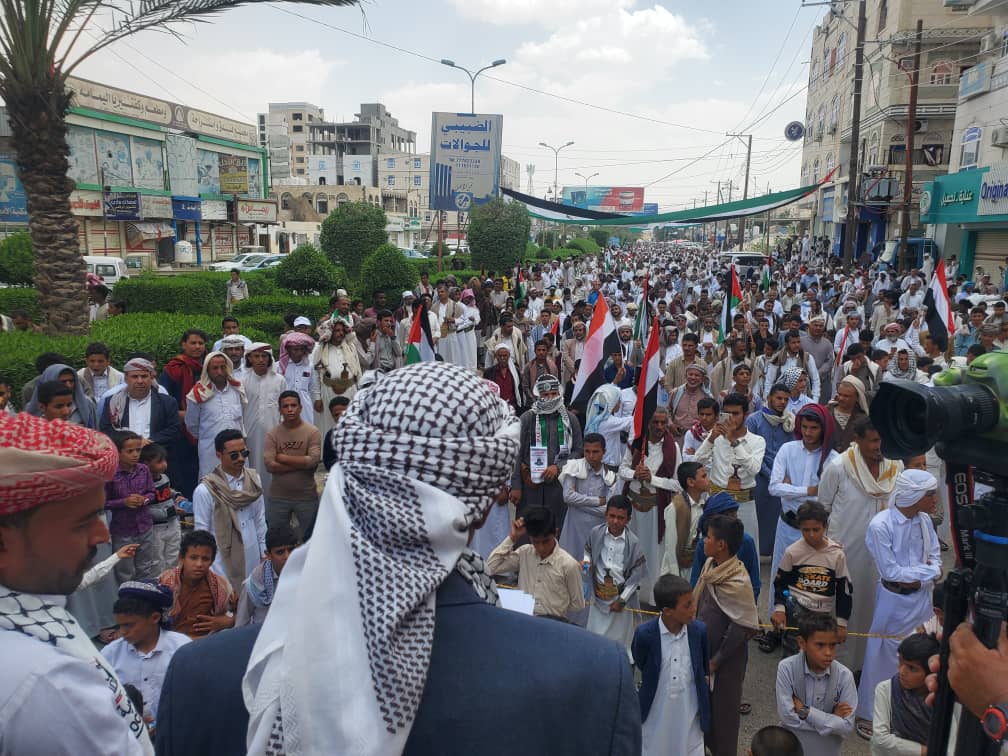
446, 0, 635, 27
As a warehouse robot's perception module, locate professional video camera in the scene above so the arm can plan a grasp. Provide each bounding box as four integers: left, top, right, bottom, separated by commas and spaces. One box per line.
871, 352, 1008, 756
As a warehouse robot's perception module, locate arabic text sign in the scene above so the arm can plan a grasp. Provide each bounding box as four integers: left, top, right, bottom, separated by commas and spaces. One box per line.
429, 113, 503, 212
233, 199, 278, 224
219, 154, 249, 195
103, 191, 142, 221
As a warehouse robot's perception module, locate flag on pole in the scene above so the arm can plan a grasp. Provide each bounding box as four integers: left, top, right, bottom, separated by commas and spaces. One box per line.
633, 316, 662, 443
761, 263, 772, 292
835, 326, 849, 367
571, 295, 621, 409
405, 303, 437, 364
550, 315, 560, 341
719, 263, 742, 344
632, 273, 651, 344
923, 262, 955, 351
516, 267, 526, 303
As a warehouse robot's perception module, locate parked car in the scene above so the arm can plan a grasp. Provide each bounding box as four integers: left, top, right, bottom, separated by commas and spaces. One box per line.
83, 255, 130, 287
247, 254, 285, 270
400, 247, 428, 259
208, 253, 269, 272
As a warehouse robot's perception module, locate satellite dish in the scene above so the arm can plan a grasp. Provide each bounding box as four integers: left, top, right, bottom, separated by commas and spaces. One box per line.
784, 121, 805, 142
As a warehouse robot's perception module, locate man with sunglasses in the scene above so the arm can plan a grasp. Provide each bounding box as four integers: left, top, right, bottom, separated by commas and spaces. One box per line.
193, 428, 267, 592
264, 391, 322, 542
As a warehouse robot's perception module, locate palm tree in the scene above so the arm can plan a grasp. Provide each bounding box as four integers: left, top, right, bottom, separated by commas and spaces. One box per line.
0, 1, 358, 334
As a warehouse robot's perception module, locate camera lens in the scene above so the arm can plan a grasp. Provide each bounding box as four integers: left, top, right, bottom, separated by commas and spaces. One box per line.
870, 379, 999, 458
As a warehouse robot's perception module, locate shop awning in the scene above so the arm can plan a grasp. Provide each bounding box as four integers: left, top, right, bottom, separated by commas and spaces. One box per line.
129, 222, 175, 239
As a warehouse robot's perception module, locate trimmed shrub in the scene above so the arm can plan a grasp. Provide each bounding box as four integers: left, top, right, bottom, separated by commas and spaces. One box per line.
357, 244, 419, 305
0, 232, 33, 286
110, 272, 276, 315
232, 295, 330, 325
566, 237, 600, 255
468, 196, 530, 273
0, 332, 92, 405
0, 287, 40, 319
275, 243, 342, 296
318, 201, 387, 277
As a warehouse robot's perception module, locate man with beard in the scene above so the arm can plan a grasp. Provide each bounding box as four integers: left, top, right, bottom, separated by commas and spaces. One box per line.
185, 352, 246, 480
160, 329, 207, 497
484, 312, 528, 371
373, 310, 404, 373
0, 413, 153, 754
800, 316, 835, 403
219, 335, 247, 380
312, 318, 362, 442
510, 374, 583, 534
561, 319, 587, 389
662, 333, 706, 394
745, 384, 795, 556
279, 332, 318, 427
817, 417, 901, 673
708, 336, 751, 398
241, 344, 285, 500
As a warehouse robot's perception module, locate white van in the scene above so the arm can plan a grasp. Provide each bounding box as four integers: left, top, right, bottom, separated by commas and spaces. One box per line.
83, 255, 130, 287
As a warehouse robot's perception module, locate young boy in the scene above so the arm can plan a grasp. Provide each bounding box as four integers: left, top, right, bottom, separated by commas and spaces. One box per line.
870, 633, 939, 755
100, 581, 191, 726
776, 612, 857, 756
486, 506, 585, 620
772, 502, 853, 656
749, 725, 803, 756
0, 374, 15, 416
693, 514, 758, 756
559, 433, 617, 562
105, 430, 158, 582
322, 396, 351, 470
585, 496, 646, 655
158, 529, 235, 639
235, 524, 300, 627
683, 398, 719, 461
689, 492, 761, 602
663, 461, 709, 578
36, 380, 74, 422
632, 574, 711, 756
140, 443, 186, 575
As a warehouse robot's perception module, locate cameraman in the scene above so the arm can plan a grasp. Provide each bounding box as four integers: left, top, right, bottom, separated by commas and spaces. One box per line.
928, 623, 1008, 746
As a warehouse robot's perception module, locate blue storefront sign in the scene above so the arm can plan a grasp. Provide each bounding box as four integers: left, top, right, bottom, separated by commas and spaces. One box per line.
0, 153, 27, 223
958, 62, 992, 101
172, 197, 202, 221
103, 191, 141, 221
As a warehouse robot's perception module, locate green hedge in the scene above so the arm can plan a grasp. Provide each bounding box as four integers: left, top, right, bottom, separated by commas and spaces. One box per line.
565, 237, 600, 255
0, 313, 271, 409
112, 272, 277, 314
232, 295, 330, 324
0, 287, 40, 320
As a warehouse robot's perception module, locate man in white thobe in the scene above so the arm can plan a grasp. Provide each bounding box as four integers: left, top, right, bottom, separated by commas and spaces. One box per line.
184, 351, 246, 480
241, 343, 285, 502
311, 319, 361, 442
559, 436, 617, 563
855, 469, 940, 726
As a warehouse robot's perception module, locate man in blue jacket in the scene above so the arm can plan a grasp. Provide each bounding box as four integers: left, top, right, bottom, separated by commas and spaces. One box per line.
158, 362, 640, 756
632, 573, 711, 756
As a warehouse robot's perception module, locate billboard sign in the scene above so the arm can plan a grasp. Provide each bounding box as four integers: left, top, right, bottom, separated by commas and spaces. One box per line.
233, 199, 278, 224
172, 198, 202, 221
429, 112, 503, 212
219, 154, 249, 195
0, 153, 28, 222
103, 191, 142, 221
561, 186, 645, 213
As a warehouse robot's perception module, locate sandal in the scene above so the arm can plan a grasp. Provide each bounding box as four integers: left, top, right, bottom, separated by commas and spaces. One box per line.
757, 630, 781, 654
739, 702, 752, 716
856, 718, 873, 740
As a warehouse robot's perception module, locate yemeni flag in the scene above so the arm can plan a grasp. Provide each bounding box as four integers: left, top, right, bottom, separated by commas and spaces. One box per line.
571, 294, 621, 409
405, 303, 437, 364
515, 267, 526, 303
923, 263, 955, 351
550, 315, 560, 341
719, 263, 742, 344
633, 273, 651, 343
633, 316, 662, 443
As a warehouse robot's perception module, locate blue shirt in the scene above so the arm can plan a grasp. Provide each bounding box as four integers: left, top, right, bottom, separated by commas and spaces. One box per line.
746, 410, 795, 480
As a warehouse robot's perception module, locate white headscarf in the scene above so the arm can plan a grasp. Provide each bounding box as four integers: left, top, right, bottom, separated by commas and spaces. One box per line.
891, 469, 937, 510
244, 363, 520, 756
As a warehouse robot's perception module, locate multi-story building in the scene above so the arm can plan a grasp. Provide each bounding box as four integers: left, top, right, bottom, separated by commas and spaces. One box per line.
257, 102, 325, 182
921, 0, 1008, 280
799, 0, 993, 259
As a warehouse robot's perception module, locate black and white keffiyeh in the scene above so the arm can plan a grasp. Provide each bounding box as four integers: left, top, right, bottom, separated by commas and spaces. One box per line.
243, 362, 520, 756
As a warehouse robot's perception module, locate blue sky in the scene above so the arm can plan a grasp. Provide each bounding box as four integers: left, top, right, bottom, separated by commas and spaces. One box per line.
76, 0, 819, 211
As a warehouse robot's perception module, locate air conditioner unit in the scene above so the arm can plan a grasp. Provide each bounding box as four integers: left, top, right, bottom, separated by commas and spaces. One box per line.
914, 119, 929, 134
980, 32, 999, 54
993, 127, 1008, 147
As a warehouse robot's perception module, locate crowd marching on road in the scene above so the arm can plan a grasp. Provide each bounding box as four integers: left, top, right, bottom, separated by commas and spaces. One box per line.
4, 237, 1008, 756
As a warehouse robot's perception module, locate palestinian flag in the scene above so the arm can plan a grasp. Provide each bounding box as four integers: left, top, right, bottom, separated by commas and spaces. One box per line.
405, 303, 436, 364
633, 316, 662, 443
720, 263, 741, 344
923, 262, 955, 351
571, 295, 620, 409
516, 268, 526, 303
633, 273, 651, 343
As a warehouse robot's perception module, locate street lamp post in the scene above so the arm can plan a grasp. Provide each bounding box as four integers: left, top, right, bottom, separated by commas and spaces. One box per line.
540, 140, 575, 249
574, 171, 599, 202
440, 58, 506, 113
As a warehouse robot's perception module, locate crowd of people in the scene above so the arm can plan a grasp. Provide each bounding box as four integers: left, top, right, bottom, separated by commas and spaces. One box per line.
2, 238, 1008, 756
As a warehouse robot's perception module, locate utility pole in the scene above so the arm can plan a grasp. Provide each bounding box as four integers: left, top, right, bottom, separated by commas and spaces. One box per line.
842, 0, 867, 266
727, 133, 752, 249
899, 19, 923, 271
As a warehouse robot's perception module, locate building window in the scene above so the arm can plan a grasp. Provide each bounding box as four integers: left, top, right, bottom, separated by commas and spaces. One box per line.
317, 196, 328, 215
825, 153, 835, 177
878, 0, 887, 33
930, 60, 954, 85
295, 157, 304, 164
1002, 31, 1008, 59
386, 157, 395, 169
281, 193, 292, 210
813, 158, 820, 180
292, 125, 303, 133
414, 175, 422, 187
889, 144, 905, 165
960, 127, 982, 169
296, 169, 305, 175
414, 158, 422, 169
318, 177, 326, 186
292, 113, 303, 121
829, 95, 840, 130
387, 175, 395, 186
295, 145, 304, 152
837, 33, 847, 69
823, 47, 831, 80
809, 62, 818, 92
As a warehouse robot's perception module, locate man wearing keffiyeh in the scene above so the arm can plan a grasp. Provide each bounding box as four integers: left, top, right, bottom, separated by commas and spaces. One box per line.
242, 362, 640, 756
0, 413, 153, 755
185, 351, 246, 479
